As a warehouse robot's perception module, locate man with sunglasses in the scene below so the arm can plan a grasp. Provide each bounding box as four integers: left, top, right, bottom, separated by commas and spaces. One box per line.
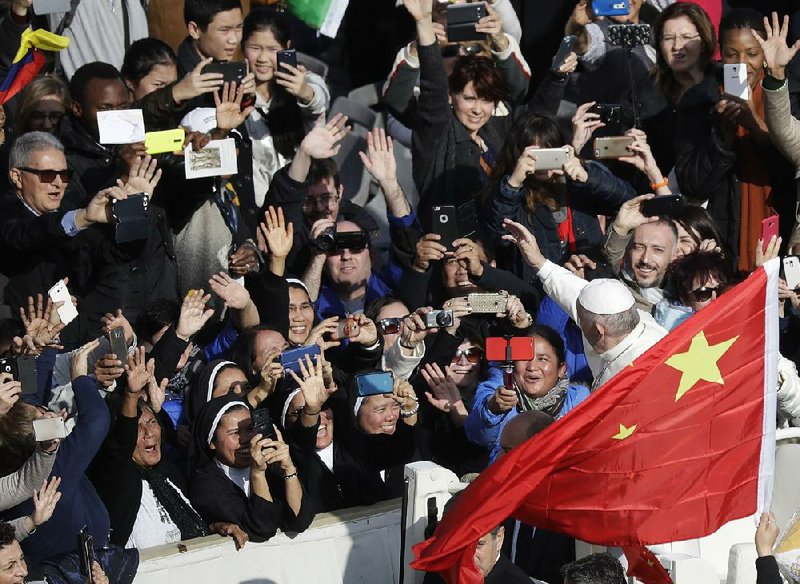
0, 132, 131, 316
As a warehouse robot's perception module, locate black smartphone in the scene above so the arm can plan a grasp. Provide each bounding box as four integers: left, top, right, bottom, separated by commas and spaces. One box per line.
431, 206, 459, 249
17, 355, 37, 395
641, 194, 685, 218
251, 408, 276, 440
550, 35, 576, 73
109, 327, 127, 362
589, 103, 622, 125
78, 527, 95, 583
112, 193, 149, 243
276, 48, 298, 71
446, 2, 487, 42
0, 357, 17, 380
202, 60, 247, 84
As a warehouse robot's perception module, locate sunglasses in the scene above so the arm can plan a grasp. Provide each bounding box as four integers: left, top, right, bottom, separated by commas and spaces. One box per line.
450, 347, 484, 364
689, 285, 721, 303
378, 317, 403, 335
19, 167, 71, 184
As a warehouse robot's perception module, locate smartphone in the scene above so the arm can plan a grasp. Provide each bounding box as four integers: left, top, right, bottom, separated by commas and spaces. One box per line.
641, 195, 685, 218
276, 49, 298, 71
485, 337, 535, 362
48, 279, 78, 326
251, 408, 276, 440
761, 214, 780, 253
17, 355, 37, 395
529, 147, 569, 171
424, 309, 454, 329
354, 371, 395, 397
0, 357, 17, 380
723, 63, 749, 101
551, 35, 576, 73
431, 206, 460, 249
593, 136, 635, 159
280, 344, 321, 376
78, 527, 95, 583
446, 2, 487, 42
144, 128, 185, 155
34, 417, 68, 441
109, 326, 127, 362
784, 256, 800, 290
589, 103, 622, 125
607, 23, 651, 47
592, 0, 629, 17
468, 292, 509, 314
202, 61, 247, 85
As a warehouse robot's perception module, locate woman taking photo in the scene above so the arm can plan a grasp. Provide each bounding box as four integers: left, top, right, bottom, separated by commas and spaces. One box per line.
676, 8, 798, 273
242, 10, 330, 209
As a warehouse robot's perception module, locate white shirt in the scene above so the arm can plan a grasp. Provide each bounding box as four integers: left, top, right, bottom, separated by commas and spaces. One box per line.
216, 460, 251, 496
536, 260, 668, 389
126, 480, 185, 550
317, 443, 334, 472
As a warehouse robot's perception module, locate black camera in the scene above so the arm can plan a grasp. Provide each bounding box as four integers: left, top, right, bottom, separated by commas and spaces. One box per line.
589, 103, 622, 125
315, 227, 337, 252
424, 310, 454, 329
314, 228, 369, 252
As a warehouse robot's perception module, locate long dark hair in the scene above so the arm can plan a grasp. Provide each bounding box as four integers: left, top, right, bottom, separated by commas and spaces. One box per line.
481, 112, 566, 212
242, 10, 306, 159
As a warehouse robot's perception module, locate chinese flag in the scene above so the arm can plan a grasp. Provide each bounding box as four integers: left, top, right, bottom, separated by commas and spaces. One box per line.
412, 261, 780, 583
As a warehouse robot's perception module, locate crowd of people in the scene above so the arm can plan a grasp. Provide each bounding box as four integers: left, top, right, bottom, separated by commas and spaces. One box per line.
0, 0, 799, 582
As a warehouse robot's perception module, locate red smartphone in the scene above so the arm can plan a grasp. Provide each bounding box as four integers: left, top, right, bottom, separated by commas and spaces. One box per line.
485, 337, 535, 362
761, 214, 779, 254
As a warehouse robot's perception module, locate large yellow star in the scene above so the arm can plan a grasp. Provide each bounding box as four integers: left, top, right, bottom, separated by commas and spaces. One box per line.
665, 331, 738, 401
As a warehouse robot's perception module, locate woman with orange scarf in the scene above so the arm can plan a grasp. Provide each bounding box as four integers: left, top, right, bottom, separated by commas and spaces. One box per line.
675, 8, 799, 273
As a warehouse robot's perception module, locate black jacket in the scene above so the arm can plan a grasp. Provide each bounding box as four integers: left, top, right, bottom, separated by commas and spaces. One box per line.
756, 556, 782, 584
423, 554, 532, 584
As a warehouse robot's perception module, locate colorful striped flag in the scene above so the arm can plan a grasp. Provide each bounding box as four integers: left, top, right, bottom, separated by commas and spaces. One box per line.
0, 27, 69, 105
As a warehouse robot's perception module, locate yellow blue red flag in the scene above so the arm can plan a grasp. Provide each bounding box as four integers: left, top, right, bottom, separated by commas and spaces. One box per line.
0, 28, 69, 105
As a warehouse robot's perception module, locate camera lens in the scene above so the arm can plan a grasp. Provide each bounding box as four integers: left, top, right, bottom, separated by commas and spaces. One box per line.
314, 227, 336, 252
436, 311, 452, 327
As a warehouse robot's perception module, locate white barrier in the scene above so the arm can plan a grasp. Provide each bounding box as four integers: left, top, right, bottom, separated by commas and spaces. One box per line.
134, 499, 402, 584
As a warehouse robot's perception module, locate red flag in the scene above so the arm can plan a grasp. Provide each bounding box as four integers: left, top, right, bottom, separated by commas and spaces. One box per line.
411, 262, 779, 583
622, 545, 673, 584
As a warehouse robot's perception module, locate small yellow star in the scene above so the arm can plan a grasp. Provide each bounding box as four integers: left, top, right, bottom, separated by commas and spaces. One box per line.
665, 331, 738, 402
612, 424, 636, 440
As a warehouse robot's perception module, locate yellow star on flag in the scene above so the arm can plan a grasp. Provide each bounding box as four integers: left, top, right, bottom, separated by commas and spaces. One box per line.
612, 424, 636, 440
665, 331, 738, 402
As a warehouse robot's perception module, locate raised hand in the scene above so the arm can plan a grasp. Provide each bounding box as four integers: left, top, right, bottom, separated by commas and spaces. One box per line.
101, 309, 134, 346
125, 346, 153, 394
252, 349, 283, 402
502, 219, 547, 269
19, 294, 64, 350
564, 253, 597, 280
119, 155, 161, 196
562, 144, 588, 183
422, 363, 464, 414
475, 3, 507, 50
274, 63, 314, 103
350, 314, 379, 347
214, 81, 255, 132
172, 56, 224, 102
402, 0, 433, 22
209, 271, 251, 310
288, 354, 335, 413
259, 206, 294, 259
94, 354, 125, 388
611, 194, 659, 236
392, 377, 419, 421
228, 244, 259, 277
504, 294, 532, 329
31, 476, 62, 528
752, 12, 800, 79
71, 339, 101, 380
442, 296, 471, 335
300, 113, 351, 159
399, 308, 430, 347
755, 511, 780, 557
147, 376, 167, 413
84, 186, 128, 225
359, 128, 397, 187
508, 148, 537, 189
756, 235, 782, 269
571, 102, 605, 153
0, 374, 21, 416
176, 289, 214, 340
413, 233, 448, 272
453, 238, 484, 278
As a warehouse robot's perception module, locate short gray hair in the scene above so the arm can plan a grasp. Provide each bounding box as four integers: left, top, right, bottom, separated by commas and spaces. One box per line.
578, 304, 640, 339
9, 131, 64, 169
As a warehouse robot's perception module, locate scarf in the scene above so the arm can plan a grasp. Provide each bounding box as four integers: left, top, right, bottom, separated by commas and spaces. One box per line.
518, 378, 570, 418
138, 465, 208, 541
732, 80, 773, 273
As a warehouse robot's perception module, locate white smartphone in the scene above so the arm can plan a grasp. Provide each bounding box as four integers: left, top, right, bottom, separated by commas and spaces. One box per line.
723, 63, 749, 101
784, 256, 800, 290
528, 147, 569, 171
33, 418, 68, 441
47, 279, 78, 325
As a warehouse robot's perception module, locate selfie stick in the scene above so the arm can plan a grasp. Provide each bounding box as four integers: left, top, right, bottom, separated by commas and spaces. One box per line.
624, 48, 641, 129
503, 338, 529, 413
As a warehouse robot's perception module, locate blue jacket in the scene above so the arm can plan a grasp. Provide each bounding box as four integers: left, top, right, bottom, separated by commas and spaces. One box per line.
315, 272, 394, 320
535, 296, 592, 384
5, 376, 111, 562
464, 367, 590, 462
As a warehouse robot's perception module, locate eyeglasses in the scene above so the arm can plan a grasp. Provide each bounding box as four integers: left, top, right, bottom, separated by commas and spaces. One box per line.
377, 317, 403, 335
661, 34, 701, 45
450, 347, 484, 364
30, 111, 64, 125
18, 167, 71, 184
303, 193, 341, 209
688, 285, 721, 303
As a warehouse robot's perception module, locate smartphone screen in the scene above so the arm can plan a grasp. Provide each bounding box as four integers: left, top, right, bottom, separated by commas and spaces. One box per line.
355, 371, 395, 397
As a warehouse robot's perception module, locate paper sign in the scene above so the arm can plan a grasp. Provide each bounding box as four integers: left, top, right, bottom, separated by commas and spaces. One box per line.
97, 109, 145, 144
184, 138, 238, 179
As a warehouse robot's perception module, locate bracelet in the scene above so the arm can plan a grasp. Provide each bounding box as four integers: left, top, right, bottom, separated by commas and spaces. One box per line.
283, 471, 298, 481
650, 178, 668, 190
399, 340, 416, 351
400, 404, 419, 418
303, 407, 321, 416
